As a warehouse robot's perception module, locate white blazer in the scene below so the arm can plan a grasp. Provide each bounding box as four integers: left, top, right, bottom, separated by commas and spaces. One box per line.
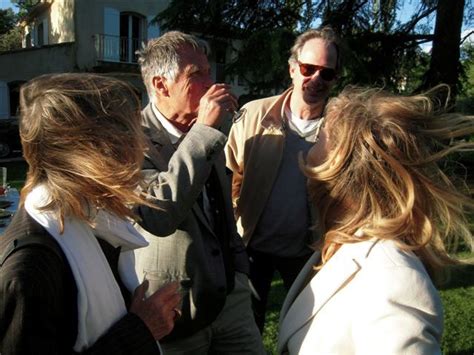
278, 239, 443, 355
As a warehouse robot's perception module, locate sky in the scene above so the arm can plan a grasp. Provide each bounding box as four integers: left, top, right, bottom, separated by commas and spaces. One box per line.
0, 0, 16, 12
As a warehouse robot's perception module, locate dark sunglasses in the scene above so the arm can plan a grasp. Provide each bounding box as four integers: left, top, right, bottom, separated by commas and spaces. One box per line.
297, 61, 337, 81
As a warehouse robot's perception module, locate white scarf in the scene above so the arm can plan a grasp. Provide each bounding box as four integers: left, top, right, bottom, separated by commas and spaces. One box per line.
24, 185, 148, 351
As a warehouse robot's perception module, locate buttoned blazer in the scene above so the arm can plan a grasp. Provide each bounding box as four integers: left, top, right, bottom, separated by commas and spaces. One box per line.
225, 88, 319, 245
278, 239, 443, 355
134, 104, 248, 341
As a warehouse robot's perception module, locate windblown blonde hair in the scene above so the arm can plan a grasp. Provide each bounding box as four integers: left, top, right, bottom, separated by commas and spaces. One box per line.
302, 86, 474, 276
20, 73, 149, 232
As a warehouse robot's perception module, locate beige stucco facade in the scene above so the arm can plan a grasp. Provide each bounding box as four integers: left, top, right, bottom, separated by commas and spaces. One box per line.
0, 0, 248, 118
49, 0, 75, 44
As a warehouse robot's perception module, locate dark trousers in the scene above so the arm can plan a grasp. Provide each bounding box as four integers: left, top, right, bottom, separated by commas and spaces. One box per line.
247, 247, 312, 333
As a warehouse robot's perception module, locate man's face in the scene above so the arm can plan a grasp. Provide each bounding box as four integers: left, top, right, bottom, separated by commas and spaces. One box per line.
290, 38, 338, 106
167, 45, 213, 120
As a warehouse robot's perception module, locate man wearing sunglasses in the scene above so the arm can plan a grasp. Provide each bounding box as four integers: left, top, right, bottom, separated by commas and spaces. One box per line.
225, 27, 340, 333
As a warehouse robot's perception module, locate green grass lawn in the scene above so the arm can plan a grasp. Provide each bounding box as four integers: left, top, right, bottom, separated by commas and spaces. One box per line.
438, 262, 474, 355
3, 160, 474, 354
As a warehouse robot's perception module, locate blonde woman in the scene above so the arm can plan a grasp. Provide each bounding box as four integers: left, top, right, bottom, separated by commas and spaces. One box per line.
0, 74, 181, 354
278, 86, 474, 354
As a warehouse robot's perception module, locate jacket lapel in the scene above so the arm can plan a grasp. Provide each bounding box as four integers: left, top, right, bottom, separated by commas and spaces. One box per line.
191, 154, 231, 236
279, 251, 320, 323
278, 243, 370, 353
191, 203, 216, 236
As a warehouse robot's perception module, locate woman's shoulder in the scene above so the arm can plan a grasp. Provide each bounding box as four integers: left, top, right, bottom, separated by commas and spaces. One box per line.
2, 209, 62, 260
353, 239, 440, 299
341, 238, 424, 270
0, 208, 70, 287
340, 238, 436, 290
365, 239, 428, 272
0, 209, 78, 355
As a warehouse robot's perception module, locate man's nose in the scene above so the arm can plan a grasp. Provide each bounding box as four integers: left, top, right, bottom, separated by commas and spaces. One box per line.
310, 69, 323, 82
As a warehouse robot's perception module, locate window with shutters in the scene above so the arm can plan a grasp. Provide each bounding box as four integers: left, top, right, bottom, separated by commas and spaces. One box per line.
101, 8, 145, 63
37, 22, 44, 46
119, 13, 144, 63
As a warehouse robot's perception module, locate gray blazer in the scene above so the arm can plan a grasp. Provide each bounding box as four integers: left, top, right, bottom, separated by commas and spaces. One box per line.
134, 104, 249, 341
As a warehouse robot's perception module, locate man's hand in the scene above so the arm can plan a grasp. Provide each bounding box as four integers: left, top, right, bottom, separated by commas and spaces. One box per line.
130, 280, 182, 340
197, 83, 238, 128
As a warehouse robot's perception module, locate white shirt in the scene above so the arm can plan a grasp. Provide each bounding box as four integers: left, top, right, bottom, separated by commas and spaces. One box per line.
151, 103, 183, 144
284, 106, 325, 141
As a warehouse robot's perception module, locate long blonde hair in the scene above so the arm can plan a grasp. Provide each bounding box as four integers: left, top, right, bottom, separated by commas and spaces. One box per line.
302, 86, 474, 275
20, 73, 149, 231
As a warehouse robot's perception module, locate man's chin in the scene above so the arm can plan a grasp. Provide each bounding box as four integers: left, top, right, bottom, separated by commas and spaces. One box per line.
303, 92, 326, 105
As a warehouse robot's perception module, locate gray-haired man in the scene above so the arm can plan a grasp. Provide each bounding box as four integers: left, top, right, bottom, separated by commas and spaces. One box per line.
133, 31, 264, 354
226, 27, 341, 332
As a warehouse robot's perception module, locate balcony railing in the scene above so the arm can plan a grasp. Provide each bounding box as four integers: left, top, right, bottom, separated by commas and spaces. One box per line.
95, 34, 142, 64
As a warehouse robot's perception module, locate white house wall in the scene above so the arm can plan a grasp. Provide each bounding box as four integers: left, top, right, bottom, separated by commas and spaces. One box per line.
49, 0, 75, 44
0, 44, 75, 83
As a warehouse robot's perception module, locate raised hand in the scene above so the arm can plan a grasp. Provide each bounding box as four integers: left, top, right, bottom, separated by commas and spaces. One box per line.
197, 83, 238, 128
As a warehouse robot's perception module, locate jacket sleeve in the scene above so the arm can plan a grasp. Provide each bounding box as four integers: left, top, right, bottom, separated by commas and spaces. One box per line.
352, 265, 443, 355
0, 246, 159, 355
136, 123, 227, 236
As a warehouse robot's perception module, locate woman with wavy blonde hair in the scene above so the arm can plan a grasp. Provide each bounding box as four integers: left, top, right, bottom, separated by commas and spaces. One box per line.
0, 73, 181, 354
278, 86, 474, 355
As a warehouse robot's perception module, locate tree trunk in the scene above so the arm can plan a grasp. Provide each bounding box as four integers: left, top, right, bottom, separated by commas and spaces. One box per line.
421, 0, 465, 104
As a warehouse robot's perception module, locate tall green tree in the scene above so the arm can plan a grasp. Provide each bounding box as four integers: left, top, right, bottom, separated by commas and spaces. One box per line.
457, 41, 474, 113
11, 0, 38, 17
0, 8, 21, 51
314, 0, 437, 92
156, 0, 307, 94
420, 0, 465, 103
0, 8, 17, 35
156, 0, 469, 99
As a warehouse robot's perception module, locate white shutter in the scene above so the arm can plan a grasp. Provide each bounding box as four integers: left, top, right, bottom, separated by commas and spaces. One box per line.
103, 7, 120, 61
0, 82, 10, 119
147, 16, 160, 41
43, 19, 48, 45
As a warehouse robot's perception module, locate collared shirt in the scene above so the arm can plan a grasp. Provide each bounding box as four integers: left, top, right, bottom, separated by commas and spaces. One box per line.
151, 103, 183, 144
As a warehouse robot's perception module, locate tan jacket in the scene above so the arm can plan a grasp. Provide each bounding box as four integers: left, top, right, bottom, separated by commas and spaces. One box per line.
225, 88, 318, 245
278, 239, 443, 355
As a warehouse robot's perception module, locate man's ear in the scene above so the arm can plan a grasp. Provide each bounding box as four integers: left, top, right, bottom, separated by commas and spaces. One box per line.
289, 62, 296, 79
152, 76, 169, 97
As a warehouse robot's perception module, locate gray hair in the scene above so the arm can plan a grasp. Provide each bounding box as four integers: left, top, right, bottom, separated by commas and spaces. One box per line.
137, 31, 209, 100
289, 26, 341, 71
